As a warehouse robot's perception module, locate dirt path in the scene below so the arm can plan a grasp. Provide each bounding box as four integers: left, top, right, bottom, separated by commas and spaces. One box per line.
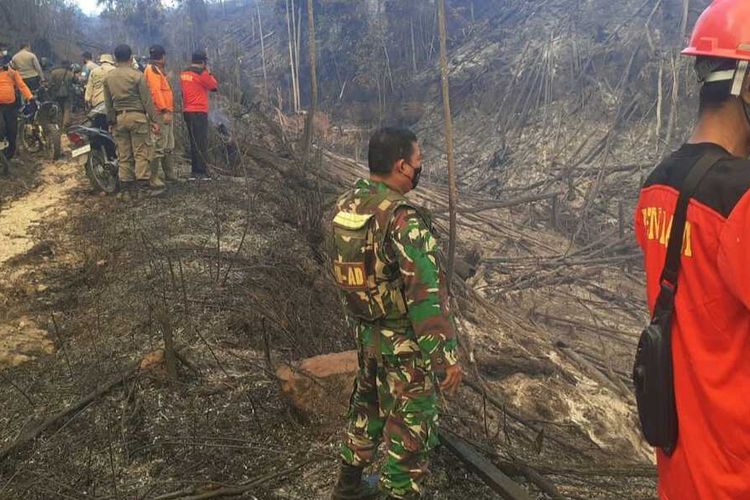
0, 159, 81, 266
0, 157, 82, 368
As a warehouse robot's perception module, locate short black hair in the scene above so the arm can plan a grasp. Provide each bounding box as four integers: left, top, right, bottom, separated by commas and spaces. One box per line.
20, 42, 30, 49
697, 57, 738, 113
149, 44, 166, 60
368, 127, 418, 174
192, 49, 208, 63
82, 51, 92, 60
114, 44, 132, 63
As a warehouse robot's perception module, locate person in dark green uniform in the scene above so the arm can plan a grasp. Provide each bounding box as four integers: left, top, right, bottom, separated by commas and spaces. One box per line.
331, 128, 462, 500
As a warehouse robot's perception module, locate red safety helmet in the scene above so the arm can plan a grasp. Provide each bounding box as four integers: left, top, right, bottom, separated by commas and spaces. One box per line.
682, 0, 750, 61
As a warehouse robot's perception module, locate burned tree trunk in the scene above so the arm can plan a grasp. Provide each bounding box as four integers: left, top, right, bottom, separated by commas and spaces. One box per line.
437, 0, 458, 289
257, 3, 268, 101
302, 0, 319, 166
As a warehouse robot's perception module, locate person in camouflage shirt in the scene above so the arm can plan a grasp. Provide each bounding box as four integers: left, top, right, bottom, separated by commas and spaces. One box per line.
331, 128, 462, 500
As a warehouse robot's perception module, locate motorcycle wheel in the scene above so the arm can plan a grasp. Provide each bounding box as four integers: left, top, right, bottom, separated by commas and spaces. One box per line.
85, 149, 119, 193
45, 124, 61, 161
19, 123, 43, 154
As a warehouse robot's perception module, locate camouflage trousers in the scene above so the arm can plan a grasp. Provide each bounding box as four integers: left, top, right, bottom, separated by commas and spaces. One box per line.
341, 352, 439, 499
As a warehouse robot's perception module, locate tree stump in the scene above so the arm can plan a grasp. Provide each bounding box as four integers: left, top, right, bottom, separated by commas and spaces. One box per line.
276, 350, 358, 415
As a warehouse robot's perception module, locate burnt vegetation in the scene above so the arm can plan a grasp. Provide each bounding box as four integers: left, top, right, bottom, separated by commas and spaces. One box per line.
0, 0, 710, 498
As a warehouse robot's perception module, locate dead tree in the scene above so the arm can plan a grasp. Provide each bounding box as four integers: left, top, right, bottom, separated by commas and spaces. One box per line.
257, 3, 269, 101
437, 0, 458, 289
655, 57, 663, 152
679, 0, 690, 42
665, 50, 679, 148
295, 3, 303, 109
285, 0, 300, 113
302, 0, 319, 166
411, 17, 418, 74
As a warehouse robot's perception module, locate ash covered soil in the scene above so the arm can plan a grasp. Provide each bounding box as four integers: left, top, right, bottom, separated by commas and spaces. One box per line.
0, 109, 656, 499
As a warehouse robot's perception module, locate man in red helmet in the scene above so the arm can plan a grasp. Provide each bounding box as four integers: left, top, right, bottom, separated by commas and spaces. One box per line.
636, 1, 750, 498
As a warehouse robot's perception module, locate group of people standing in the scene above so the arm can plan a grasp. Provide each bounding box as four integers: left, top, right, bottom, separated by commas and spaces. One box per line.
8, 43, 90, 131
0, 41, 219, 188
86, 43, 219, 194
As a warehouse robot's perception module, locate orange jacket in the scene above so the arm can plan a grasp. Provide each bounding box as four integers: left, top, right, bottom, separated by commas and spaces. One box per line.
144, 64, 173, 113
180, 66, 218, 113
637, 143, 750, 499
0, 67, 32, 104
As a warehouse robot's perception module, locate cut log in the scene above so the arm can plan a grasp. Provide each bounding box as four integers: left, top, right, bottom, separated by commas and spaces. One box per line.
276, 350, 358, 413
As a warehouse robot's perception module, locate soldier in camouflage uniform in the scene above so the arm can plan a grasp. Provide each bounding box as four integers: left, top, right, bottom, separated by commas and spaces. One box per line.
331, 128, 462, 500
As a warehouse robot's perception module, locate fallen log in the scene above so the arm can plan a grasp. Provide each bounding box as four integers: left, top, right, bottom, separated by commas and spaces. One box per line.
498, 460, 564, 499
439, 429, 532, 500
530, 311, 639, 345
0, 360, 141, 462
448, 433, 563, 499
433, 190, 565, 215
0, 347, 185, 463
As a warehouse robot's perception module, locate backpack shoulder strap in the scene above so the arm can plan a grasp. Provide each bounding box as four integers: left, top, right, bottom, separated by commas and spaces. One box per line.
660, 149, 724, 287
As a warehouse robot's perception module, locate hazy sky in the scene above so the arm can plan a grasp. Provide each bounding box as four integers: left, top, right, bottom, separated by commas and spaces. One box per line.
74, 0, 103, 15
73, 0, 177, 15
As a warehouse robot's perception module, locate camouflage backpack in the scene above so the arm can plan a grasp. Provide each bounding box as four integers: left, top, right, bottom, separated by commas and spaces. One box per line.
331, 186, 423, 323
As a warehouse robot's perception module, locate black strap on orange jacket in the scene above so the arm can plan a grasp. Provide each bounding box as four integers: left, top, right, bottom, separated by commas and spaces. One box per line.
634, 149, 723, 456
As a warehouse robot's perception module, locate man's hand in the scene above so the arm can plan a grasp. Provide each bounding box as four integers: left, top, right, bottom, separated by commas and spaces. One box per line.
162, 112, 172, 125
151, 122, 161, 135
440, 364, 463, 396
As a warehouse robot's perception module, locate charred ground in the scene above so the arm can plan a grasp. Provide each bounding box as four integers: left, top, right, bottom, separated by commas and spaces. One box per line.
0, 0, 711, 498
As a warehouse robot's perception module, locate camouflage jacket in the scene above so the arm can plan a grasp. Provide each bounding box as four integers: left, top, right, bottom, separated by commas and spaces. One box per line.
332, 178, 458, 371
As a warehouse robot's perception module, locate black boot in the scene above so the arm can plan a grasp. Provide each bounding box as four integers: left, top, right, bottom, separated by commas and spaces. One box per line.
331, 462, 380, 500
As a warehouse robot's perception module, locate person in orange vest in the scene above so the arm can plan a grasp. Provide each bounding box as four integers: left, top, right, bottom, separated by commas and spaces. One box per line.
180, 50, 218, 180
145, 45, 176, 185
635, 1, 750, 498
0, 49, 33, 171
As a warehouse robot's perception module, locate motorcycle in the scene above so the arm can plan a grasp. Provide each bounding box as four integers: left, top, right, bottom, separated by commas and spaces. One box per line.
18, 87, 61, 161
66, 103, 119, 193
